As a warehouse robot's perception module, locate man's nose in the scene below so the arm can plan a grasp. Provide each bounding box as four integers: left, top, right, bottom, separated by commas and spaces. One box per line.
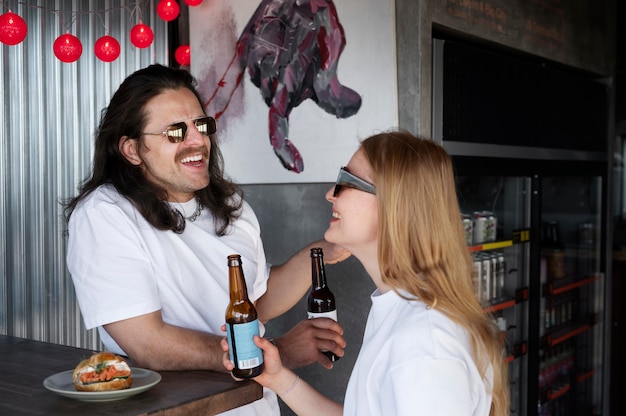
183, 122, 206, 145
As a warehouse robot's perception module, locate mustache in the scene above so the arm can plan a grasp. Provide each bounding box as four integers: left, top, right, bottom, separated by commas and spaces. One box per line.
177, 146, 209, 161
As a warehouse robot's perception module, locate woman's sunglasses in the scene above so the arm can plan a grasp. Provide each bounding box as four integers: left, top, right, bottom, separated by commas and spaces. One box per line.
143, 116, 217, 143
333, 167, 377, 197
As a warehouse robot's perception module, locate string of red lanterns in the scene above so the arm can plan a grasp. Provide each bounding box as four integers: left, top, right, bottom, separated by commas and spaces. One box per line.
0, 0, 199, 64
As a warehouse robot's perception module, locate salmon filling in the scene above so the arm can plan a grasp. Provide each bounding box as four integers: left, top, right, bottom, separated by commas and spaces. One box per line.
79, 362, 131, 384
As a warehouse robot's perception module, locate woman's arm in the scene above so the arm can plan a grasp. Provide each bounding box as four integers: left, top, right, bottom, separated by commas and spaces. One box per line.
255, 240, 350, 321
253, 240, 349, 369
223, 335, 343, 416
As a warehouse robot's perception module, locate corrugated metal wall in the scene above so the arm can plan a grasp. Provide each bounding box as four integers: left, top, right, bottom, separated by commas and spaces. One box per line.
0, 0, 169, 349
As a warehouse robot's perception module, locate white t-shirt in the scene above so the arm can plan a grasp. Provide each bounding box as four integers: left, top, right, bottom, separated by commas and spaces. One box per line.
67, 183, 278, 416
344, 289, 493, 416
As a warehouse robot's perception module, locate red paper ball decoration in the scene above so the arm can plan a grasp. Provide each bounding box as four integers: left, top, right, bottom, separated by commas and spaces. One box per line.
130, 23, 154, 48
0, 11, 28, 45
94, 35, 120, 62
53, 33, 83, 63
175, 45, 190, 66
184, 0, 203, 6
157, 0, 180, 21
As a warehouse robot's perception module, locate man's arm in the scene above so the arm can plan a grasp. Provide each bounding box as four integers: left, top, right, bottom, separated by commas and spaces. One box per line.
104, 241, 349, 372
256, 240, 350, 322
104, 311, 225, 371
273, 318, 346, 369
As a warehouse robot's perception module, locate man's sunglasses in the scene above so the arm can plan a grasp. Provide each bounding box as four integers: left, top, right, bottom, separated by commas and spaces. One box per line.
143, 116, 217, 143
333, 167, 377, 197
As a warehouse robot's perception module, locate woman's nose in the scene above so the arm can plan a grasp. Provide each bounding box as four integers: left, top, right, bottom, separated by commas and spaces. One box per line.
325, 186, 336, 202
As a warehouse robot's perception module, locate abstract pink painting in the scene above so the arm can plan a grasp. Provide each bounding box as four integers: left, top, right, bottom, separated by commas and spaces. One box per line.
191, 0, 395, 183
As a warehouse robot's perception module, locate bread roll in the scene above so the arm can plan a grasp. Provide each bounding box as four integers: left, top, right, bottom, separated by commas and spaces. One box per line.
72, 352, 133, 392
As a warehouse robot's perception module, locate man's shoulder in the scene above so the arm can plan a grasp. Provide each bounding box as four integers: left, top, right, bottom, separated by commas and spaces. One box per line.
76, 184, 134, 214
88, 183, 126, 202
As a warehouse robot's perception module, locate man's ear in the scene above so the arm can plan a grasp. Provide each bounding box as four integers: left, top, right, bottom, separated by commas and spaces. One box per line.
119, 136, 142, 166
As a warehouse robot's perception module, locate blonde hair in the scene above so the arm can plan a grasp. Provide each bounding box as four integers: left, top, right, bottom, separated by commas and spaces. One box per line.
361, 131, 509, 416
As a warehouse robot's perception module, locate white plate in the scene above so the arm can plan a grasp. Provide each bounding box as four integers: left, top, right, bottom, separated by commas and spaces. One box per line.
43, 367, 161, 402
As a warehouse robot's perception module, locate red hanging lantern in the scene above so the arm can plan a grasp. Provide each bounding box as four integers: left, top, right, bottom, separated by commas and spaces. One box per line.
0, 11, 28, 45
94, 35, 120, 62
53, 33, 83, 63
130, 23, 154, 48
175, 44, 190, 66
157, 0, 180, 21
184, 0, 203, 6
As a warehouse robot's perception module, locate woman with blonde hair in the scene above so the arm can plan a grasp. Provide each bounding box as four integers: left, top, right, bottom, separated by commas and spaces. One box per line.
223, 130, 510, 415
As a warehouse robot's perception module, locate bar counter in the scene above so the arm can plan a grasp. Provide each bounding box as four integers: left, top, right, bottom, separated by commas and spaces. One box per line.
0, 335, 263, 415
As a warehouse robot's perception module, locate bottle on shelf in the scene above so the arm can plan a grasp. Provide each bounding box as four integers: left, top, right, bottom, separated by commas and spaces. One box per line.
225, 254, 264, 378
542, 221, 566, 280
307, 247, 340, 362
577, 221, 596, 278
494, 311, 507, 344
496, 252, 506, 299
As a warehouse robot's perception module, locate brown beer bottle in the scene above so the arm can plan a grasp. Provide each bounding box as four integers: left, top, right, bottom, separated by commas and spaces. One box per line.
307, 247, 340, 362
225, 254, 264, 378
543, 221, 566, 280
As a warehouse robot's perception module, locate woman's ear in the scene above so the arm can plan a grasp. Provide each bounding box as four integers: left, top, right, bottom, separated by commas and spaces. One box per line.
119, 136, 141, 165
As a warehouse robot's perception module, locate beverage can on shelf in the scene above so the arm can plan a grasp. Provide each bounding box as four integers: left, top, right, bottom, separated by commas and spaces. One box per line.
472, 252, 491, 302
472, 211, 497, 244
481, 254, 491, 302
462, 214, 473, 246
472, 255, 483, 300
472, 251, 505, 303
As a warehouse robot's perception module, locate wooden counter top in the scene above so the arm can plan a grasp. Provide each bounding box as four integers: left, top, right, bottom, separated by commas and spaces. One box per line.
0, 335, 263, 415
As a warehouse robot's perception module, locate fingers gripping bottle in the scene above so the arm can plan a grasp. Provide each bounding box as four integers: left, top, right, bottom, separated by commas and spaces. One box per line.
307, 247, 340, 362
225, 254, 264, 378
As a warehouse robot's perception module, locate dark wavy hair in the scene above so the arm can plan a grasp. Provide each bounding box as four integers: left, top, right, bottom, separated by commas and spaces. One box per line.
63, 64, 242, 235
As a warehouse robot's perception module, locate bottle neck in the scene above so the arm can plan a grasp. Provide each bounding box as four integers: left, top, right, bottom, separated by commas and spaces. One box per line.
228, 254, 249, 301
311, 249, 328, 290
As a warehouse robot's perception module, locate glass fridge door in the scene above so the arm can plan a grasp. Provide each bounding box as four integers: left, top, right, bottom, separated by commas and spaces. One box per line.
456, 175, 531, 416
538, 175, 604, 416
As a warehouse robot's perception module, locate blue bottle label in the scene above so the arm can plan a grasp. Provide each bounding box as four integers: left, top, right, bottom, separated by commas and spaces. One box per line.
227, 320, 263, 369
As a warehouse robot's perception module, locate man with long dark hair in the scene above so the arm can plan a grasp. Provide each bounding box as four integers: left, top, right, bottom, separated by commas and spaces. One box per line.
64, 64, 347, 415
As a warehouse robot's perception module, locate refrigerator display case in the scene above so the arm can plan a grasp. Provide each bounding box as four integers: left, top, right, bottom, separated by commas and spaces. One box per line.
432, 35, 610, 415
456, 175, 531, 416
536, 176, 605, 416
454, 172, 606, 416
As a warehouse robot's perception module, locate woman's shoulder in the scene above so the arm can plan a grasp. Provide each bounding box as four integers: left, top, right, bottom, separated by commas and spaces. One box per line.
384, 297, 472, 354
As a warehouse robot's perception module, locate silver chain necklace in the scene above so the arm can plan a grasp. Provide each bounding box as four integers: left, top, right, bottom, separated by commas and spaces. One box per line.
185, 197, 203, 222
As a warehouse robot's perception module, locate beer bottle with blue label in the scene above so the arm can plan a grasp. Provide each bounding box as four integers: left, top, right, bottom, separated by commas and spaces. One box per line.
307, 247, 340, 362
225, 254, 264, 378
